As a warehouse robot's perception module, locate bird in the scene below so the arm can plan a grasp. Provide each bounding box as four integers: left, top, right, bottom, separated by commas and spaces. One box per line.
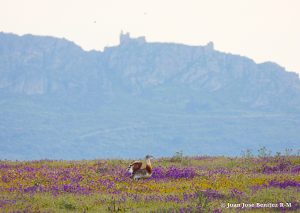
127, 155, 154, 180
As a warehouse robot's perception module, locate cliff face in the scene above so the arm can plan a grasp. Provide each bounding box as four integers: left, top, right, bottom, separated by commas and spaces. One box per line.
1, 32, 299, 110
0, 33, 104, 96
0, 32, 300, 159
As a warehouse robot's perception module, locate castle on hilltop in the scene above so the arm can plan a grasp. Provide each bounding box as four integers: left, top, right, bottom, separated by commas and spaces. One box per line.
119, 31, 214, 51
119, 31, 146, 45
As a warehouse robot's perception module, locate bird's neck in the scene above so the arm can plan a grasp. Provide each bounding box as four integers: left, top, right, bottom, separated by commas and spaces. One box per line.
145, 159, 152, 173
146, 159, 152, 167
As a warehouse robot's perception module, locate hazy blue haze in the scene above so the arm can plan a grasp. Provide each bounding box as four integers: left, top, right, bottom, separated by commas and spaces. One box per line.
0, 32, 300, 160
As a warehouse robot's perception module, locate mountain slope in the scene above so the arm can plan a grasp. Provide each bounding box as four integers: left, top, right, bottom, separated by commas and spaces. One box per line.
0, 32, 300, 159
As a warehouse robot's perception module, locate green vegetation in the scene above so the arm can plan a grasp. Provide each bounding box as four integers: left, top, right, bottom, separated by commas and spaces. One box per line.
0, 153, 299, 212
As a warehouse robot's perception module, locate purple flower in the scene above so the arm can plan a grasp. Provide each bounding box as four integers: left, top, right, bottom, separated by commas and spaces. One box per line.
268, 180, 300, 189
208, 168, 230, 176
165, 195, 180, 203
1, 175, 9, 183
199, 189, 224, 200
262, 162, 291, 173
291, 165, 300, 173
24, 185, 38, 193
152, 166, 196, 179
0, 164, 10, 169
71, 175, 83, 183
230, 188, 244, 202
0, 199, 16, 208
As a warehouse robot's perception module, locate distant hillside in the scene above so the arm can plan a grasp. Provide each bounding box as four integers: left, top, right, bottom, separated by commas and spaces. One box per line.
0, 32, 300, 159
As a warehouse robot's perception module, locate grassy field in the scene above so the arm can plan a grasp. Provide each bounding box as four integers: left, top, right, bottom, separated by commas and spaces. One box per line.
0, 154, 299, 212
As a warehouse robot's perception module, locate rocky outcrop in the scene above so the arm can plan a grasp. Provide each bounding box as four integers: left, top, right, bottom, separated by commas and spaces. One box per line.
1, 32, 300, 111
1, 32, 300, 159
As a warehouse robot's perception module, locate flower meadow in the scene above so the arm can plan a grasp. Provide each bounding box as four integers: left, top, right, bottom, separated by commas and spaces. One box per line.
0, 155, 299, 212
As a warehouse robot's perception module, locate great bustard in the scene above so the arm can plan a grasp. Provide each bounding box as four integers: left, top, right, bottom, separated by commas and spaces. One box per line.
127, 155, 154, 180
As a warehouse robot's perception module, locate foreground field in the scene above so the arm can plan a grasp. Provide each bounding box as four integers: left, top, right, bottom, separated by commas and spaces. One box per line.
0, 155, 299, 212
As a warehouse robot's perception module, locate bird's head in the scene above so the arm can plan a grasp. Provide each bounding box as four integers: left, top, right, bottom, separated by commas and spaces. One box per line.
145, 155, 154, 160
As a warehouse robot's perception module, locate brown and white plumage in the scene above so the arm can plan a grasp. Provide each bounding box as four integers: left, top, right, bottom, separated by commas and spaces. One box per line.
127, 155, 154, 180
127, 161, 142, 174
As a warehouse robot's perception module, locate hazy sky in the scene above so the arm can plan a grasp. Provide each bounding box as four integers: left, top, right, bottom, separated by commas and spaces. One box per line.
1, 0, 300, 73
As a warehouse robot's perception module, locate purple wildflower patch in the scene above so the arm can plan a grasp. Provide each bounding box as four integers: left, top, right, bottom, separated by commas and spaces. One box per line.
262, 162, 291, 173
291, 165, 300, 173
268, 180, 300, 189
0, 156, 299, 212
152, 166, 196, 179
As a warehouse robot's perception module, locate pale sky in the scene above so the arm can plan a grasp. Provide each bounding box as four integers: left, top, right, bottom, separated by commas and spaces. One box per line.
1, 0, 300, 73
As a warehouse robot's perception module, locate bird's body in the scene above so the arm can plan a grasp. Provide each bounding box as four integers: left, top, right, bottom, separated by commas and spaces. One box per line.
127, 155, 154, 180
